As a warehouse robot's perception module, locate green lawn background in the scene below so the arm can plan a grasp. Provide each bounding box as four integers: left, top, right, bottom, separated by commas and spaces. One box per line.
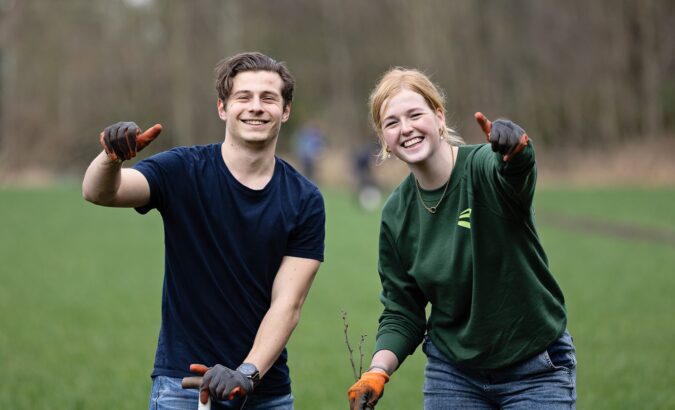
1, 186, 674, 409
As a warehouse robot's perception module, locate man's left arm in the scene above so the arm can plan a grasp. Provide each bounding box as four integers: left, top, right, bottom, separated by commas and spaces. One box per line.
192, 256, 320, 403
244, 255, 321, 377
194, 188, 325, 403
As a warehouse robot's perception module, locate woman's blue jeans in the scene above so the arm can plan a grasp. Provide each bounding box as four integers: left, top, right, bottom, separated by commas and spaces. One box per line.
149, 375, 294, 410
423, 330, 577, 409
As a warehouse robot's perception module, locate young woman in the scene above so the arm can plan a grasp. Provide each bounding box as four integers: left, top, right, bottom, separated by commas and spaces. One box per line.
347, 68, 576, 409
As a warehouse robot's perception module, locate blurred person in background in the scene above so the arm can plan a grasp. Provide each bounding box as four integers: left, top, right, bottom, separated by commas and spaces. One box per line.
293, 120, 325, 182
352, 140, 382, 211
347, 67, 576, 409
83, 52, 325, 410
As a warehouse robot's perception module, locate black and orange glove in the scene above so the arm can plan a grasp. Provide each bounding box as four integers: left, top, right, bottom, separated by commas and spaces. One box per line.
348, 371, 390, 409
99, 121, 162, 162
475, 112, 528, 162
190, 363, 252, 404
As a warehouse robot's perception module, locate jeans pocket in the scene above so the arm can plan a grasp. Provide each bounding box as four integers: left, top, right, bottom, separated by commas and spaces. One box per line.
544, 350, 576, 371
544, 330, 577, 371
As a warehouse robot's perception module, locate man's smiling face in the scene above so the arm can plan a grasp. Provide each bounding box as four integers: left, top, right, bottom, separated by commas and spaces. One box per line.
218, 70, 290, 146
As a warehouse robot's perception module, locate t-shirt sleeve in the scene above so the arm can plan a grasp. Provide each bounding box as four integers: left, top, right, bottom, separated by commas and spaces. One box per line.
132, 148, 185, 214
285, 188, 325, 262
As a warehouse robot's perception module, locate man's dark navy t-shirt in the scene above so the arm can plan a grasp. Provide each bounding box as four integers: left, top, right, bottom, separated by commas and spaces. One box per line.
133, 143, 325, 396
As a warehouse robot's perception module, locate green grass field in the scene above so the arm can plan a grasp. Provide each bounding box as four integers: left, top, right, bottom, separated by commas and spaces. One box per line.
1, 185, 674, 409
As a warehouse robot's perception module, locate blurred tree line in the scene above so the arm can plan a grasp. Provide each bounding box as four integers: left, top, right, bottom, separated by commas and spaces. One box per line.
0, 0, 673, 180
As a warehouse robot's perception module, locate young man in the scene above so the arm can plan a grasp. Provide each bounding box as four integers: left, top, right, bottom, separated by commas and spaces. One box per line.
83, 52, 325, 409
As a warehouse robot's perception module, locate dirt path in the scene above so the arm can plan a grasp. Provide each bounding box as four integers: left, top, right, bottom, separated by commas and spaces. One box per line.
538, 211, 675, 246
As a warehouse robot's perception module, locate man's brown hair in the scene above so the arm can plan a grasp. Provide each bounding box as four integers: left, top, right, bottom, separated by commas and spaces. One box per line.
215, 52, 294, 109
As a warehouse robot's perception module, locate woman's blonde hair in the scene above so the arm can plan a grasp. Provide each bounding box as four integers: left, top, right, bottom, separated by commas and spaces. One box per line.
369, 67, 464, 163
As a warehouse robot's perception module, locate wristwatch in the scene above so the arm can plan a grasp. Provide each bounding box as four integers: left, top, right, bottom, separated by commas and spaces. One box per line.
237, 363, 260, 389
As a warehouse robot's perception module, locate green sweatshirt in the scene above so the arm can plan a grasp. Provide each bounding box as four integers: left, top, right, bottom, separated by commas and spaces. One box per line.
374, 142, 566, 370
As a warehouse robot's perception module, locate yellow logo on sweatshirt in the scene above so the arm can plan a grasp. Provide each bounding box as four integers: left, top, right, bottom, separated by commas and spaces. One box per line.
458, 208, 471, 229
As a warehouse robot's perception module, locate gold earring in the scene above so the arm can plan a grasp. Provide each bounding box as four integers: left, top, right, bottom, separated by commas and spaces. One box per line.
385, 146, 391, 159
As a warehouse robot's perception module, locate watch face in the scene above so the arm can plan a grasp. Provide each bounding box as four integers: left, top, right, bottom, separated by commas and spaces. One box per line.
237, 363, 260, 388
238, 363, 257, 376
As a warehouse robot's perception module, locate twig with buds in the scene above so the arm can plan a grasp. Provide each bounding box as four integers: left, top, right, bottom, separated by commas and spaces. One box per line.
342, 309, 367, 381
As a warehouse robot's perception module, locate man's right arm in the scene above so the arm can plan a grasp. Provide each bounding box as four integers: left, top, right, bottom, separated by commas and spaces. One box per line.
82, 121, 162, 208
82, 151, 150, 208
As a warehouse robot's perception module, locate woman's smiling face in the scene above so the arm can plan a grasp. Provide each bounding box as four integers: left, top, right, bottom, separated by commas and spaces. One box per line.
379, 88, 445, 165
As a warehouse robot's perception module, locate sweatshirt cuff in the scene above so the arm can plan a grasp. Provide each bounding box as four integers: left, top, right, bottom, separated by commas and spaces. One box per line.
497, 139, 535, 174
374, 331, 418, 365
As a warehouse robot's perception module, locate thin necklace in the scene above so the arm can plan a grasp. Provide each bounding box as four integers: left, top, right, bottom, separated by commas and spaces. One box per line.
415, 147, 455, 214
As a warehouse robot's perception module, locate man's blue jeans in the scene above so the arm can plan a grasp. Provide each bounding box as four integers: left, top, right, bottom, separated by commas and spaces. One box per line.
149, 375, 294, 410
423, 330, 577, 409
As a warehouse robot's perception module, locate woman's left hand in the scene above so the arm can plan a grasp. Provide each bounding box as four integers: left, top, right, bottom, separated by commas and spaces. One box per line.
475, 112, 529, 162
